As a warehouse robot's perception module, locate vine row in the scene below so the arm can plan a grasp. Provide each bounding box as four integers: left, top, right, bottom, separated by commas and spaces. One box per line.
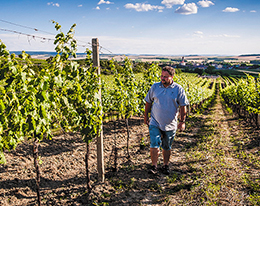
221, 74, 260, 127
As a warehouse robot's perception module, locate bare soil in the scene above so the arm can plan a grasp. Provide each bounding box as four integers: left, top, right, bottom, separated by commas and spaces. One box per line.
1, 94, 259, 206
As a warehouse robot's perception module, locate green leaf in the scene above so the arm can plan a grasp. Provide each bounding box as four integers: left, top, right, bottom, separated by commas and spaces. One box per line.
0, 151, 6, 164
0, 100, 5, 113
28, 115, 36, 132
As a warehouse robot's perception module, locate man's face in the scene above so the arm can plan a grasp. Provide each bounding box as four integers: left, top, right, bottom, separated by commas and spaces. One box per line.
161, 71, 173, 87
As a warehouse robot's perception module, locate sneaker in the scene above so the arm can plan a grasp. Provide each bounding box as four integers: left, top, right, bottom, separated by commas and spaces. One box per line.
161, 165, 170, 175
148, 165, 158, 176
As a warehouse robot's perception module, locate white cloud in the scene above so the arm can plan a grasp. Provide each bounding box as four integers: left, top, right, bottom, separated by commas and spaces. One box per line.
124, 3, 164, 12
222, 7, 239, 13
250, 10, 257, 13
175, 3, 198, 15
161, 0, 185, 9
223, 34, 240, 38
95, 6, 100, 10
194, 31, 203, 38
210, 34, 240, 38
47, 2, 60, 7
197, 0, 214, 8
78, 4, 83, 7
98, 0, 113, 4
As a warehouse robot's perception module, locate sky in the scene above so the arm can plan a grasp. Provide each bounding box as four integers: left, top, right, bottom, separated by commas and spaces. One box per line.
0, 0, 260, 56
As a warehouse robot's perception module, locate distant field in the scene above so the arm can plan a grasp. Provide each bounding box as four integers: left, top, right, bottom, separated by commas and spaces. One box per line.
236, 69, 260, 75
26, 51, 260, 64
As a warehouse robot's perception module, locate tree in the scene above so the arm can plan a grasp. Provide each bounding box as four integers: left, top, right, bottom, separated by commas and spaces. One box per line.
205, 65, 215, 75
194, 68, 204, 76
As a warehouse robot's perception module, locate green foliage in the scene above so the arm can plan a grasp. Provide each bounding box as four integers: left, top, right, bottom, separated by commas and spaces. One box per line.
102, 62, 160, 117
174, 73, 216, 106
0, 22, 102, 163
102, 57, 141, 118
221, 74, 260, 114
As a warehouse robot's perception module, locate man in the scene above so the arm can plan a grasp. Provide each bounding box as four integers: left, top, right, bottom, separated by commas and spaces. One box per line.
144, 66, 189, 175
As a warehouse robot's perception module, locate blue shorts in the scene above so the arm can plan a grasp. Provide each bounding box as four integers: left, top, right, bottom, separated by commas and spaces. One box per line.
149, 125, 176, 151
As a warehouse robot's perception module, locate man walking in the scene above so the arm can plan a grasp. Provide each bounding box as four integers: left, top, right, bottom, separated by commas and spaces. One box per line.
144, 66, 189, 175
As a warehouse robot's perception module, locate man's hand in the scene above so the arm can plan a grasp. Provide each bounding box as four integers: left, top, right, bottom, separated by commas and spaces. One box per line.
177, 122, 186, 132
178, 106, 187, 131
144, 102, 152, 126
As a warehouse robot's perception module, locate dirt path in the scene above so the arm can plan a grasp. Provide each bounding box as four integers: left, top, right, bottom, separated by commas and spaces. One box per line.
0, 92, 259, 206
167, 93, 260, 206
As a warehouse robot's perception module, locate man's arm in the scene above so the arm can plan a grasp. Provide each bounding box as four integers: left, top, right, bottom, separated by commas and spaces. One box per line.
177, 105, 187, 131
144, 102, 152, 125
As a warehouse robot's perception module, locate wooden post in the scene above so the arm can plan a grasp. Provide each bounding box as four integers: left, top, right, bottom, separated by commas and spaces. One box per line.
92, 38, 105, 182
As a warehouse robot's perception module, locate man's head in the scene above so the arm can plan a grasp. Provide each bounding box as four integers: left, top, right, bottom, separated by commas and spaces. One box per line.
161, 66, 175, 87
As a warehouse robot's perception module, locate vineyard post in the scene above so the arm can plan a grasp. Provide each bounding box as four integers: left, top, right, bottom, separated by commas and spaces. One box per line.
92, 38, 105, 182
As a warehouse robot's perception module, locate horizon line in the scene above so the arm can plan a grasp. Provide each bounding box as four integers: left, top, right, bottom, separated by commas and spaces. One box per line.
9, 50, 260, 57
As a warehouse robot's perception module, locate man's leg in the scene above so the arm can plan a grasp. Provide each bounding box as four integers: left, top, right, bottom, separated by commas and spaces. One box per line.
148, 125, 161, 168
150, 148, 160, 167
162, 149, 171, 166
148, 125, 161, 175
161, 130, 176, 174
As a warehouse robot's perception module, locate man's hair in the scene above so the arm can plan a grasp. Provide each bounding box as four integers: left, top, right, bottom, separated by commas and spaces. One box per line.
162, 66, 175, 76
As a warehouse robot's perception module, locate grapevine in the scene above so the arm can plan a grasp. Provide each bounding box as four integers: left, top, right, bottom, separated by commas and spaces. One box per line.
221, 74, 260, 126
0, 22, 102, 204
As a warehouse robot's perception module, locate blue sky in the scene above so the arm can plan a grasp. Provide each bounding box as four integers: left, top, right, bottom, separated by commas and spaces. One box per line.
0, 0, 259, 55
